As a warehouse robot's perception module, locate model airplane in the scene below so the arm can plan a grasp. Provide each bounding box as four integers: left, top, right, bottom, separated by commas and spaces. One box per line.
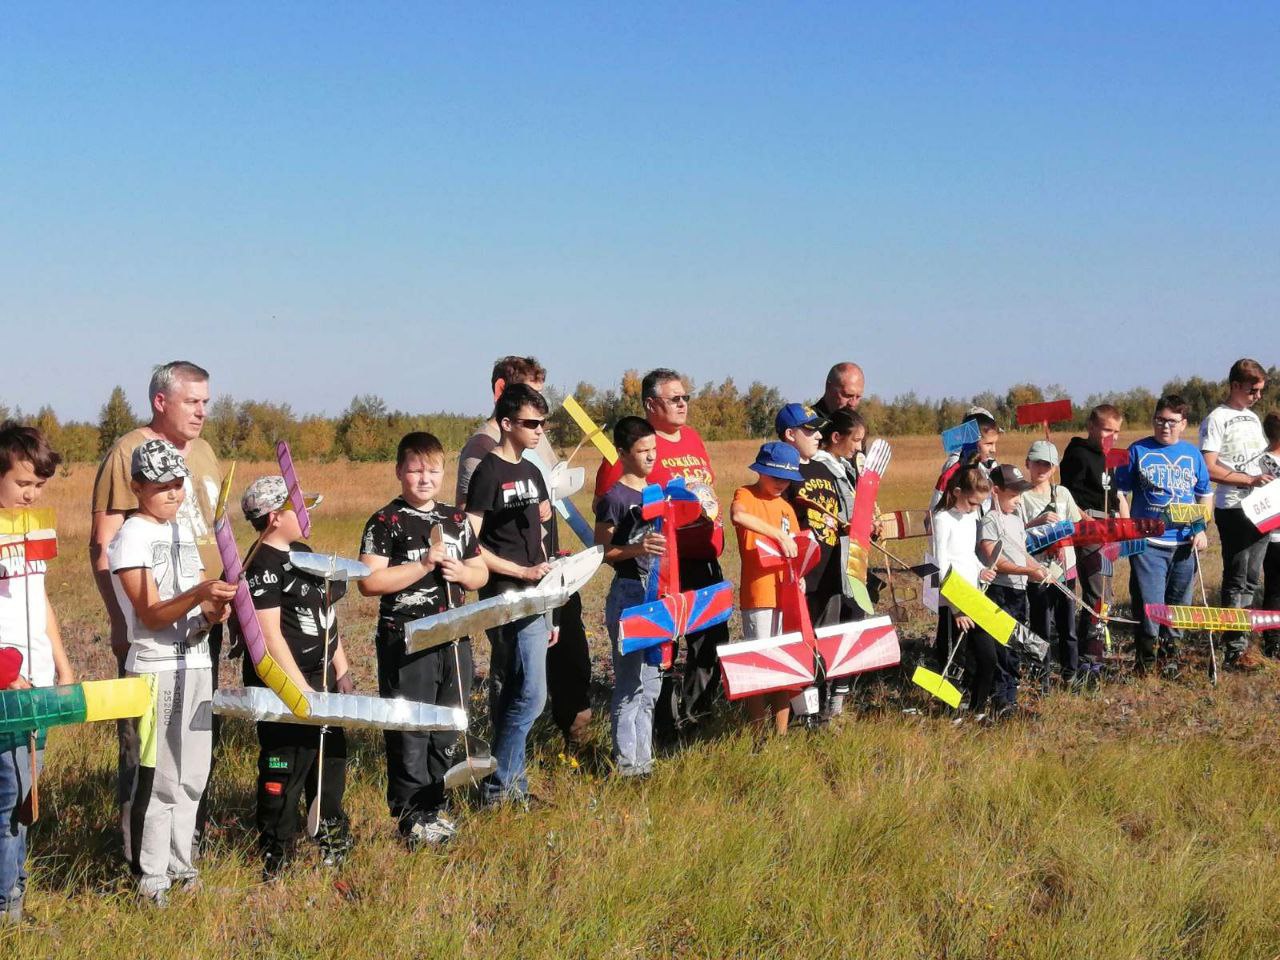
404, 547, 604, 653
618, 478, 733, 668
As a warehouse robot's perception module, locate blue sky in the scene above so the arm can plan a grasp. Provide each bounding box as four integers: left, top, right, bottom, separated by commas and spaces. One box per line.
3, 3, 1277, 420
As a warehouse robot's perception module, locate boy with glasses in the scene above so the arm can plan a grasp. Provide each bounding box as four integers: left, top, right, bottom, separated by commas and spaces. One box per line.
1199, 358, 1274, 670
1116, 396, 1212, 676
465, 384, 553, 805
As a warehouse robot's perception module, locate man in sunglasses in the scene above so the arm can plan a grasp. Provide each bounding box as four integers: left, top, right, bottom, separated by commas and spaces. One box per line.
593, 369, 726, 738
1115, 394, 1213, 676
1199, 358, 1274, 670
465, 383, 554, 805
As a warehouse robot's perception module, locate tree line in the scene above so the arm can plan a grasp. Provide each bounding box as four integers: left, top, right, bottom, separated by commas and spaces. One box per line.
4, 366, 1276, 466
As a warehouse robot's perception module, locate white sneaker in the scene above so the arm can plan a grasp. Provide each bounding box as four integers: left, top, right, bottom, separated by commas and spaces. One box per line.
405, 815, 454, 849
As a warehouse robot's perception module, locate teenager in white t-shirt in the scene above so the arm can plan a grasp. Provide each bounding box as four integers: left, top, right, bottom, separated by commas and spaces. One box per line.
0, 423, 73, 925
1199, 359, 1275, 669
107, 439, 235, 906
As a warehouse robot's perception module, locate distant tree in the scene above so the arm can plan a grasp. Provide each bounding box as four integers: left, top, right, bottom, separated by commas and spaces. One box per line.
58, 423, 100, 464
295, 416, 336, 461
743, 381, 783, 438
97, 386, 137, 457
337, 395, 394, 461
690, 378, 748, 441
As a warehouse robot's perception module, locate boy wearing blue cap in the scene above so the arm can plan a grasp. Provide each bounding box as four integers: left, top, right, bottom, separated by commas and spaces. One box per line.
730, 441, 802, 734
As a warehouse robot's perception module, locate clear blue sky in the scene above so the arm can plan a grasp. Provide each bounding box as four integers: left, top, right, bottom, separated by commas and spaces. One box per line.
3, 3, 1277, 421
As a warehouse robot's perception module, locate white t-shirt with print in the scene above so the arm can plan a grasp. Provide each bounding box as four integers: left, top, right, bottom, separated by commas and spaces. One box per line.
108, 515, 211, 672
0, 542, 54, 686
1200, 405, 1267, 510
1260, 451, 1280, 544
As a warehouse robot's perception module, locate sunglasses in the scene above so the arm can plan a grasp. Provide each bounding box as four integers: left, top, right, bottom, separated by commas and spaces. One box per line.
511, 417, 546, 430
655, 394, 692, 406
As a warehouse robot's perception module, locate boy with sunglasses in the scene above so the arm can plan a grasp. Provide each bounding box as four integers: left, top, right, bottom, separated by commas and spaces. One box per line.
1199, 358, 1273, 670
1116, 395, 1212, 676
465, 383, 553, 806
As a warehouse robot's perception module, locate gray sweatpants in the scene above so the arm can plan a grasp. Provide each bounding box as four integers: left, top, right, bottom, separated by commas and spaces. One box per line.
123, 668, 213, 896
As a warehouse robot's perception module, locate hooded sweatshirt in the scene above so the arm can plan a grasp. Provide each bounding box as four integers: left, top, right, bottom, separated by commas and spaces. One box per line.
1060, 436, 1112, 514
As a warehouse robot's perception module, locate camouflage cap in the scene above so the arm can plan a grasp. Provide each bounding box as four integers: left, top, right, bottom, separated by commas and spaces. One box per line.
241, 476, 289, 521
130, 439, 191, 484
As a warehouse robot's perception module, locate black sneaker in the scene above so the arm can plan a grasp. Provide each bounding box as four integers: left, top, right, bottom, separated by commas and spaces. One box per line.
402, 811, 454, 850
262, 846, 289, 882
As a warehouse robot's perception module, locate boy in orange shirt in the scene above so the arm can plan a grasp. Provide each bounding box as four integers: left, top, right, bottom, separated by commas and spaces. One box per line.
730, 442, 803, 734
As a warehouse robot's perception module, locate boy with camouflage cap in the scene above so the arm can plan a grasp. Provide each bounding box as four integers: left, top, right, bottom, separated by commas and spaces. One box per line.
239, 475, 354, 878
108, 439, 236, 906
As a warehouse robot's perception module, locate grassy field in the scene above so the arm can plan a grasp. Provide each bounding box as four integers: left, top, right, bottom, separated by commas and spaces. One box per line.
9, 432, 1280, 959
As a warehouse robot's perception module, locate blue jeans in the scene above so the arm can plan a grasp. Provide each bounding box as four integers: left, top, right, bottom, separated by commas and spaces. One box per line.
606, 577, 659, 774
1129, 541, 1197, 669
0, 740, 43, 916
484, 614, 549, 802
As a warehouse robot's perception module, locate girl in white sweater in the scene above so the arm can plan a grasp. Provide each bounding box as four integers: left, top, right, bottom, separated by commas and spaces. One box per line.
930, 464, 996, 665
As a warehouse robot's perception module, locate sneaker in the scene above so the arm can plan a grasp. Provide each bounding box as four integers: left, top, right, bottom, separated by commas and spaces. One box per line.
262, 846, 290, 882
179, 875, 202, 895
403, 813, 454, 850
139, 886, 170, 909
1225, 650, 1264, 673
432, 812, 459, 837
2, 897, 23, 925
827, 693, 846, 717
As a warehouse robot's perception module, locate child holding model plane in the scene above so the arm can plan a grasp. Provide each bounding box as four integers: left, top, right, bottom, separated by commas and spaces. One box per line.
730, 442, 803, 734
360, 432, 488, 846
0, 423, 74, 925
108, 439, 236, 906
594, 417, 666, 777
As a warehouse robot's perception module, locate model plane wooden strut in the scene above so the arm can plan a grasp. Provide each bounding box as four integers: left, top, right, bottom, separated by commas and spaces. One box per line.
618, 478, 734, 669
716, 530, 900, 702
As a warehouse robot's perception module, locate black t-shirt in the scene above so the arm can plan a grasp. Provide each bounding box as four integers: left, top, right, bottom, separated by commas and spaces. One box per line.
789, 459, 841, 598
593, 482, 654, 582
240, 541, 345, 688
360, 497, 480, 626
466, 453, 550, 597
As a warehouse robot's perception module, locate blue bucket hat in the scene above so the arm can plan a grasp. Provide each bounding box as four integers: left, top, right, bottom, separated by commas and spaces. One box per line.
749, 441, 802, 481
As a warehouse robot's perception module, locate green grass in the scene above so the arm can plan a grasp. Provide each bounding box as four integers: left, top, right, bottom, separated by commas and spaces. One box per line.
8, 437, 1279, 958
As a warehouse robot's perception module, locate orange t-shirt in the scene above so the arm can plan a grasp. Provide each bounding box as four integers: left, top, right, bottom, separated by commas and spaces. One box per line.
731, 484, 799, 611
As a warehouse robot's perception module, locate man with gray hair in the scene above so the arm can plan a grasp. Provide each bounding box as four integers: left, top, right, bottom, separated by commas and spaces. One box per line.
90, 360, 224, 851
813, 362, 865, 420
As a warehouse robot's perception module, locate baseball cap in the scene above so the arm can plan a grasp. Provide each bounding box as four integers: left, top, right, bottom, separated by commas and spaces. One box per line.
966, 406, 1005, 433
241, 476, 324, 521
775, 403, 829, 437
131, 439, 191, 483
749, 441, 803, 481
1026, 440, 1060, 466
989, 464, 1033, 492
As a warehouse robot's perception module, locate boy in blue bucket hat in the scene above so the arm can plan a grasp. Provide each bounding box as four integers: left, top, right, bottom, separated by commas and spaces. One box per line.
729, 441, 803, 734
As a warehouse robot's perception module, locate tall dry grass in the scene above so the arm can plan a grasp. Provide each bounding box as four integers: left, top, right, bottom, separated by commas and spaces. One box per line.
8, 433, 1276, 960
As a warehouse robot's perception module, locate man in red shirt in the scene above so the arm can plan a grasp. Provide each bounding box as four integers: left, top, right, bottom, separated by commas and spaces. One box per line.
593, 369, 725, 736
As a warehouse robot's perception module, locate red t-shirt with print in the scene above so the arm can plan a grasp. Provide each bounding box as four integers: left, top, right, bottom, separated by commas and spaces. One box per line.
594, 426, 724, 559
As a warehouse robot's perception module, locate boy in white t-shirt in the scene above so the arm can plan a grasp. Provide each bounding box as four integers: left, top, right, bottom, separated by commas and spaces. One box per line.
0, 423, 74, 925
1199, 358, 1273, 668
108, 439, 235, 906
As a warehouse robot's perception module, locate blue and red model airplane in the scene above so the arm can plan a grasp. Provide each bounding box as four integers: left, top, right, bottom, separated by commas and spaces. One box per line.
618, 478, 734, 668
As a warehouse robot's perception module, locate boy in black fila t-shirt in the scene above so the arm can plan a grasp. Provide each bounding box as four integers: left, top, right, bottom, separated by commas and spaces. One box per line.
358, 432, 488, 848
239, 476, 355, 879
464, 383, 553, 806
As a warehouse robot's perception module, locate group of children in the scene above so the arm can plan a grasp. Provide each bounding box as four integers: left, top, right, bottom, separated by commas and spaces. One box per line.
2, 359, 1279, 914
